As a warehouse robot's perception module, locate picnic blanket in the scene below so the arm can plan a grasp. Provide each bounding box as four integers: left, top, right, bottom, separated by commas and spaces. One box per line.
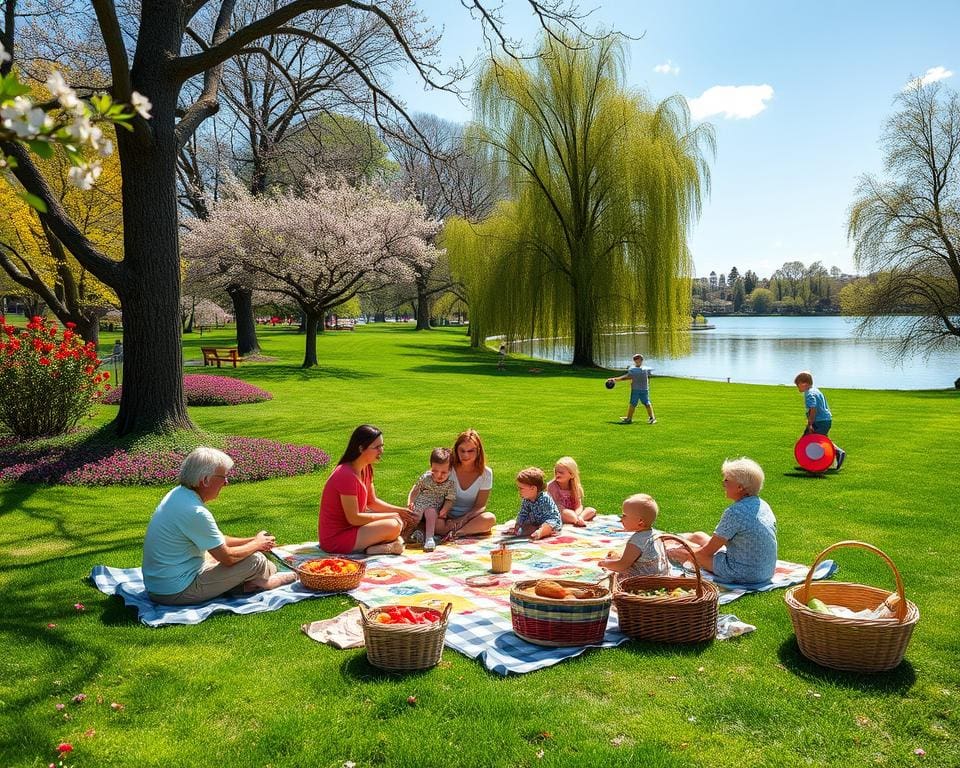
90, 517, 836, 673
88, 564, 319, 627
275, 516, 838, 675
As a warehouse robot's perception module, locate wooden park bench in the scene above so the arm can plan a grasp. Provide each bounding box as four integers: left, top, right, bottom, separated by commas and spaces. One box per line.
201, 346, 240, 368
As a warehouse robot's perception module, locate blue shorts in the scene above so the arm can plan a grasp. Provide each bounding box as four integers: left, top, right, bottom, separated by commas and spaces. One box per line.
812, 420, 832, 436
712, 551, 773, 585
630, 389, 650, 407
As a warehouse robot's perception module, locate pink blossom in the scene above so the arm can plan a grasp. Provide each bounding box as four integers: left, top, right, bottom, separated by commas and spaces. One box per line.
73, 603, 85, 612
102, 374, 271, 407
1, 435, 328, 486
71, 693, 87, 703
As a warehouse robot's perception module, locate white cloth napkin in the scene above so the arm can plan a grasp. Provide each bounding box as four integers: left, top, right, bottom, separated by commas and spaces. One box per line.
301, 606, 365, 649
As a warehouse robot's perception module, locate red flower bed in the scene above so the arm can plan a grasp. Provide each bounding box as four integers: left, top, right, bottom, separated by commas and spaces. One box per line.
101, 374, 271, 406
0, 436, 328, 486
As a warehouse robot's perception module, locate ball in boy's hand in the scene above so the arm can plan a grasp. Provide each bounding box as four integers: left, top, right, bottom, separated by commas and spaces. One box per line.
605, 379, 615, 389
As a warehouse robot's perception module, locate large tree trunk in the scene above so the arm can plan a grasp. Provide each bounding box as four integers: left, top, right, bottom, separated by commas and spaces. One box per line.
75, 315, 100, 347
228, 284, 260, 355
302, 312, 320, 368
111, 13, 193, 435
414, 274, 431, 330
571, 283, 596, 367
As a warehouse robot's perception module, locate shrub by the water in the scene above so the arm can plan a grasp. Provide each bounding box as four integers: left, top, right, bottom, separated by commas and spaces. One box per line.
0, 316, 109, 438
101, 374, 272, 406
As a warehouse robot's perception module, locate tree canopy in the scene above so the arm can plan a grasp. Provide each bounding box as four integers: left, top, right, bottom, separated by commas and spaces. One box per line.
182, 176, 441, 367
1, 0, 591, 435
846, 82, 960, 359
448, 32, 713, 366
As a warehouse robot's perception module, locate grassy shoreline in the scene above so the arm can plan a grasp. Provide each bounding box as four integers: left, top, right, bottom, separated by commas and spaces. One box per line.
2, 324, 958, 767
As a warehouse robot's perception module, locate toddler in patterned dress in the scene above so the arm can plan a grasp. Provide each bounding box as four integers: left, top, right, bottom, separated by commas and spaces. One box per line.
404, 447, 456, 552
508, 467, 563, 541
599, 493, 669, 581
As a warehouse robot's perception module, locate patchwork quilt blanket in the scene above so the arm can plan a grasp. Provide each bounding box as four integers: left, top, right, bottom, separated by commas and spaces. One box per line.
91, 516, 836, 674
274, 516, 837, 675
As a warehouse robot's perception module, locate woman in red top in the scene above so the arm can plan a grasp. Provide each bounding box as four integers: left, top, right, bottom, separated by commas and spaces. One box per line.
318, 425, 413, 555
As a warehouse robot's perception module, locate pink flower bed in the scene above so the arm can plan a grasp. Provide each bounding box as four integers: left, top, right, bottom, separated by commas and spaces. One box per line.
101, 374, 272, 406
0, 436, 328, 486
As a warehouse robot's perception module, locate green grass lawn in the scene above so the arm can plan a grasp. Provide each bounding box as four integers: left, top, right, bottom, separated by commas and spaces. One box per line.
3, 324, 958, 767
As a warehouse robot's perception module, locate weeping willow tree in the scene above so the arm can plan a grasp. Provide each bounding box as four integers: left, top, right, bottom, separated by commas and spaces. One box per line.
450, 32, 714, 366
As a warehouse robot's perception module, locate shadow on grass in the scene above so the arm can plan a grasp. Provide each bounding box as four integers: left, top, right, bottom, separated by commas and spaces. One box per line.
339, 651, 441, 682
776, 636, 917, 692
617, 638, 714, 658
0, 483, 143, 562
410, 362, 600, 379
233, 363, 376, 382
98, 592, 147, 627
782, 471, 832, 480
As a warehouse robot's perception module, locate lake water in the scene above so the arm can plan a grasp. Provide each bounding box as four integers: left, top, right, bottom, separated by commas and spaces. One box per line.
524, 316, 959, 390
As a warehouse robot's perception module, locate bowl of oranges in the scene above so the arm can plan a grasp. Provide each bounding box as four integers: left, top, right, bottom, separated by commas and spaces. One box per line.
295, 557, 365, 592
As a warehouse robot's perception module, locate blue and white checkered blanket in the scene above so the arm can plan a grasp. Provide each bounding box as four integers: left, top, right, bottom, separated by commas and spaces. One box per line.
88, 564, 321, 627
442, 610, 628, 675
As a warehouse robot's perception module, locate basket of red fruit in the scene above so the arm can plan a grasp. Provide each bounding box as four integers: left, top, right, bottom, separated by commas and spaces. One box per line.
359, 603, 453, 671
295, 557, 365, 592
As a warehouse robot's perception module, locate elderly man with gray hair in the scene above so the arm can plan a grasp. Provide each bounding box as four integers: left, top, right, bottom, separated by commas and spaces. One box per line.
143, 447, 297, 605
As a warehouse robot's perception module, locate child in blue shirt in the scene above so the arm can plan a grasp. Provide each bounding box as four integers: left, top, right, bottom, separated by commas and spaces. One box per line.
794, 370, 846, 470
606, 353, 656, 425
508, 467, 563, 541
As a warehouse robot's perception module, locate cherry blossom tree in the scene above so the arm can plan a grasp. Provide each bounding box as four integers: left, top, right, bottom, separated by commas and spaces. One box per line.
183, 176, 442, 367
2, 0, 593, 435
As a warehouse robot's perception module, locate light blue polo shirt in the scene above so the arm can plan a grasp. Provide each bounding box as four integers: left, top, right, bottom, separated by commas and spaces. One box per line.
142, 485, 225, 595
803, 386, 832, 423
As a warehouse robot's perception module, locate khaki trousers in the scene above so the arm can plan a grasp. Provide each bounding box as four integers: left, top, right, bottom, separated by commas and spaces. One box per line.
150, 552, 275, 605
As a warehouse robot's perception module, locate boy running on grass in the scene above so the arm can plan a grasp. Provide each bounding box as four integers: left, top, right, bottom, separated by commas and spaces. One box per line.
794, 371, 846, 470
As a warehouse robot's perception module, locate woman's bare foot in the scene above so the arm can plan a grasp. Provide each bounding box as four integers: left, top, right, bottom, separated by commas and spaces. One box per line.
581, 508, 596, 521
574, 517, 587, 527
366, 538, 404, 556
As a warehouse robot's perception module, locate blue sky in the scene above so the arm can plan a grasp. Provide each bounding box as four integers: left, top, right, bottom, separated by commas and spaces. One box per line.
392, 1, 959, 279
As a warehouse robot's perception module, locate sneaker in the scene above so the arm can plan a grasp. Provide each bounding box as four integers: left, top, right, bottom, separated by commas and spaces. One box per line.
648, 417, 657, 424
835, 448, 846, 471
618, 417, 633, 424
408, 529, 425, 547
423, 537, 436, 552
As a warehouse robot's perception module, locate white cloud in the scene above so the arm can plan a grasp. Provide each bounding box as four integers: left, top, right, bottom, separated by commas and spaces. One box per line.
686, 84, 774, 120
904, 65, 954, 90
653, 60, 680, 76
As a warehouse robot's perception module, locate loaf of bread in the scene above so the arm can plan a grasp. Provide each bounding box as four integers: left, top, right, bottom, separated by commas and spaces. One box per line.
534, 580, 569, 599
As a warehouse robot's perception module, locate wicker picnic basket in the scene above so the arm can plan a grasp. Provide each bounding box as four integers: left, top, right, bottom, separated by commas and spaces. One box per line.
784, 541, 919, 672
295, 558, 365, 592
613, 535, 719, 644
359, 603, 452, 671
510, 577, 614, 647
